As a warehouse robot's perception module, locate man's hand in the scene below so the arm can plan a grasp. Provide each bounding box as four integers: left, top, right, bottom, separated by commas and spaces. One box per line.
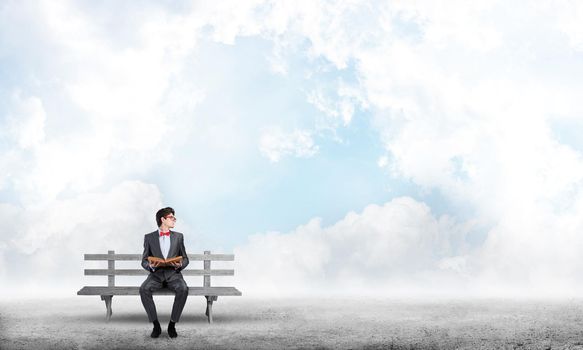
171, 261, 182, 269
149, 260, 161, 269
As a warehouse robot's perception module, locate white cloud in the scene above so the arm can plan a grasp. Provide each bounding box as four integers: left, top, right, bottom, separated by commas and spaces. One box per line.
10, 181, 161, 254
0, 230, 9, 281
377, 155, 388, 168
390, 0, 503, 52
3, 92, 46, 150
234, 197, 473, 296
438, 255, 469, 275
3, 0, 583, 297
0, 0, 209, 204
224, 0, 583, 296
307, 81, 366, 129
354, 3, 583, 295
0, 180, 163, 296
0, 93, 47, 192
556, 1, 583, 51
259, 127, 319, 162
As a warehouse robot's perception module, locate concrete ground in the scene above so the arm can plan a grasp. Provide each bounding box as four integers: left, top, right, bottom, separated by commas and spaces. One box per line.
2, 296, 583, 349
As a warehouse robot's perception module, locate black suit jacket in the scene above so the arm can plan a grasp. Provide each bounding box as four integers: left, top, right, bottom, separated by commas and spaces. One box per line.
141, 230, 189, 281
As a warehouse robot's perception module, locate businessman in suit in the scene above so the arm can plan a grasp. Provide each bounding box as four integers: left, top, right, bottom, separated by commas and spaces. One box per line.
139, 207, 189, 338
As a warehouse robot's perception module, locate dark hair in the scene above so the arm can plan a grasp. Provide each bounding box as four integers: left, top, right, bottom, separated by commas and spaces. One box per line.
156, 207, 175, 227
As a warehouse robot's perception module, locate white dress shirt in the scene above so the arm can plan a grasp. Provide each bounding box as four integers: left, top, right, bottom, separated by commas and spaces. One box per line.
159, 230, 171, 259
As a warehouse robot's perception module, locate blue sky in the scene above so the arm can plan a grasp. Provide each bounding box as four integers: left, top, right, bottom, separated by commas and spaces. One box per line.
145, 37, 485, 250
2, 0, 583, 297
144, 37, 393, 248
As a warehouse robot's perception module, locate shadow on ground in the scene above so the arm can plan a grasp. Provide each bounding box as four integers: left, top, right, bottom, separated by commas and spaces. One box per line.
77, 312, 259, 325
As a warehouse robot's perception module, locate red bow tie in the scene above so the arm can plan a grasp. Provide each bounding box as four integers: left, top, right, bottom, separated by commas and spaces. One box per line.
160, 231, 170, 237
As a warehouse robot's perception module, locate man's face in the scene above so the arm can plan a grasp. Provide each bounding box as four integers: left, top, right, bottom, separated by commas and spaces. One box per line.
162, 214, 176, 228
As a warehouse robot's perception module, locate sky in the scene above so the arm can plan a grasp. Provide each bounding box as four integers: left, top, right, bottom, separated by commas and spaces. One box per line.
2, 0, 583, 298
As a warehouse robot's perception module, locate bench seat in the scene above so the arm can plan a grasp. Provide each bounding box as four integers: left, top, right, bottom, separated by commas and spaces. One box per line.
78, 250, 241, 322
77, 286, 242, 296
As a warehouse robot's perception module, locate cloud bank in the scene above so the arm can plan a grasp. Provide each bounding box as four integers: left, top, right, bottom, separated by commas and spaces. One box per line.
234, 196, 475, 297
2, 0, 583, 298
227, 0, 583, 296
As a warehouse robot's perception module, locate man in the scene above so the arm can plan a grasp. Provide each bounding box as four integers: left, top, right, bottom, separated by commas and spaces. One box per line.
139, 207, 189, 338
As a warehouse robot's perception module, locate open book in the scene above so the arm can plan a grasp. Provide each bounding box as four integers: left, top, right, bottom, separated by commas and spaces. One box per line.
147, 256, 183, 267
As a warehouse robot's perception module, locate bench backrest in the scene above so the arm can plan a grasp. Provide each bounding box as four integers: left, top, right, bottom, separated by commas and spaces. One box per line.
84, 250, 235, 287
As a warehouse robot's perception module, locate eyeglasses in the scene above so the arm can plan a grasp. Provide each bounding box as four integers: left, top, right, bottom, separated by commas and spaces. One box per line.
164, 215, 177, 221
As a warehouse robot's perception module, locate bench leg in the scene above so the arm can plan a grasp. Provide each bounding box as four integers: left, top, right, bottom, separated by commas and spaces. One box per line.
100, 295, 113, 321
205, 296, 218, 323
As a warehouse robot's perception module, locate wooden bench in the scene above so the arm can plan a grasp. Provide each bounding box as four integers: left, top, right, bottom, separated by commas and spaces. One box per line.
77, 250, 242, 323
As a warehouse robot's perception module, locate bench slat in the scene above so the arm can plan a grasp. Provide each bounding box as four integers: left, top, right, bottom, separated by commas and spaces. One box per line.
84, 269, 234, 276
84, 253, 235, 261
77, 286, 242, 296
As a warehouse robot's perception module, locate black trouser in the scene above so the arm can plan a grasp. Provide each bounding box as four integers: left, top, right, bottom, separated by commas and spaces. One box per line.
139, 272, 188, 322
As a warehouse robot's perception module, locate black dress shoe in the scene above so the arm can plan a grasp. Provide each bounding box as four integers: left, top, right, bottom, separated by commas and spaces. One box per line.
151, 322, 162, 338
168, 323, 177, 338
